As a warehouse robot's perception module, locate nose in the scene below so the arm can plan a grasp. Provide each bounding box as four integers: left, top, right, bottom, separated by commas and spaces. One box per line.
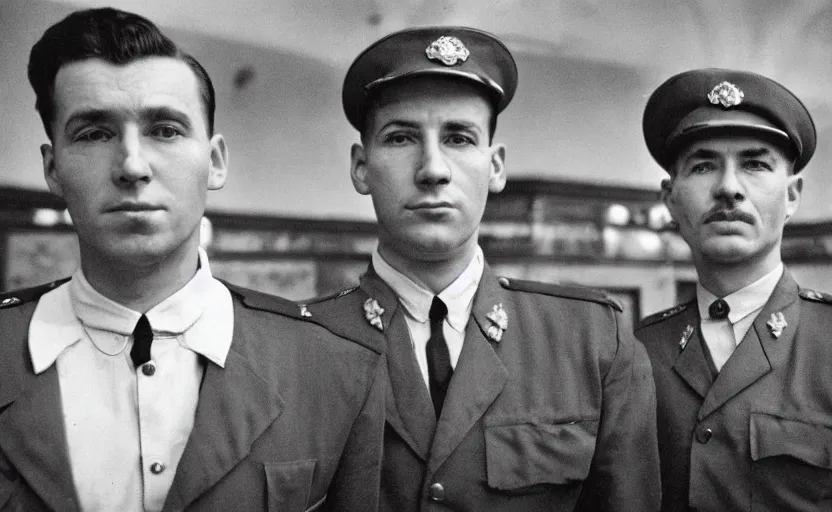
415, 136, 451, 187
713, 162, 745, 205
113, 127, 152, 185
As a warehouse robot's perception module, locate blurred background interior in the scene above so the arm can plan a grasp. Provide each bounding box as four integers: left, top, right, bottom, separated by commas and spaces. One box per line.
2, 0, 832, 327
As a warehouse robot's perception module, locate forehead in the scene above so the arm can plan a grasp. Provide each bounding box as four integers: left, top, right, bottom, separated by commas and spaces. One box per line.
52, 57, 202, 122
674, 134, 790, 161
367, 77, 493, 127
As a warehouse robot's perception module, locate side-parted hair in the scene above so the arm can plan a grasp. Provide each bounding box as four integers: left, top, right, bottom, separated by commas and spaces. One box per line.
28, 7, 216, 139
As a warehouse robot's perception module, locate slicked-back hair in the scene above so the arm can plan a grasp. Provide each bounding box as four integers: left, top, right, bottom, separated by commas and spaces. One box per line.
28, 7, 215, 139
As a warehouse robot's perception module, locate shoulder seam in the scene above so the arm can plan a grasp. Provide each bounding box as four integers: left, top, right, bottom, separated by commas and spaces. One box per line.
498, 277, 623, 312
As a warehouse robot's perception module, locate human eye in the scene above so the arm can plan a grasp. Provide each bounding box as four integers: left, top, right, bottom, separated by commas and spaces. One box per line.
382, 132, 413, 145
149, 124, 183, 140
688, 161, 715, 174
743, 159, 772, 172
445, 133, 475, 147
74, 128, 113, 143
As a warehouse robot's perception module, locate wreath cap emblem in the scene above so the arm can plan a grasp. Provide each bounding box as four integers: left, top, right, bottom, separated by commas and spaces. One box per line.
425, 36, 470, 66
708, 81, 744, 108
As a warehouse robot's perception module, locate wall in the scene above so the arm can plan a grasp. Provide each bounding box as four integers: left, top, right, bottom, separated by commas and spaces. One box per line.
1, 0, 830, 222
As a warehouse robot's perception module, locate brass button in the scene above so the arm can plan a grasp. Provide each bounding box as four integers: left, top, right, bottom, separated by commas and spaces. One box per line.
428, 482, 445, 502
142, 363, 156, 376
150, 462, 166, 475
696, 427, 713, 443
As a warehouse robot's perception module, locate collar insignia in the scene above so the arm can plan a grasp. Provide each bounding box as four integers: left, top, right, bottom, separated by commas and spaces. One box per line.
767, 312, 787, 338
708, 81, 744, 108
364, 298, 385, 332
679, 324, 694, 351
299, 304, 312, 318
426, 36, 470, 66
0, 297, 20, 308
485, 303, 508, 342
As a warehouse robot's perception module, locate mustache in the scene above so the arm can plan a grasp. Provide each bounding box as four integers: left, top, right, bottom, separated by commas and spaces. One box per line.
704, 208, 755, 224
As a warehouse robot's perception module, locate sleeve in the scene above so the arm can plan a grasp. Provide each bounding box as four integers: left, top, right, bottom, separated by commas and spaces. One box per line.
575, 308, 661, 512
323, 353, 386, 512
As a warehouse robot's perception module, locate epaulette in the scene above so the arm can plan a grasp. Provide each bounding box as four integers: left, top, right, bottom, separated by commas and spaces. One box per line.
799, 288, 832, 305
497, 276, 622, 312
0, 278, 70, 310
299, 286, 358, 307
222, 281, 309, 320
637, 301, 693, 329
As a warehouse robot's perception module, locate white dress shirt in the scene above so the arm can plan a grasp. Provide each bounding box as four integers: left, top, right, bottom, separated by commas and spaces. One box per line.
372, 246, 484, 391
28, 248, 234, 512
697, 263, 783, 371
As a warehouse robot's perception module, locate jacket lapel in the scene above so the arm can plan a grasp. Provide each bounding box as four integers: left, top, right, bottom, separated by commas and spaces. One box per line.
162, 299, 284, 511
698, 272, 798, 420
428, 268, 508, 475
360, 270, 436, 461
0, 304, 80, 512
672, 308, 713, 399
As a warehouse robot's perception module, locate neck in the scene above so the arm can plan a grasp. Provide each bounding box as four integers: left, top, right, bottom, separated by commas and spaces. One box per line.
378, 243, 477, 295
695, 251, 781, 297
79, 241, 200, 313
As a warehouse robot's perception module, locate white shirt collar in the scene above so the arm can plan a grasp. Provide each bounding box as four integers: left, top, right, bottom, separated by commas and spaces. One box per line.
29, 248, 234, 374
372, 246, 484, 332
697, 263, 784, 324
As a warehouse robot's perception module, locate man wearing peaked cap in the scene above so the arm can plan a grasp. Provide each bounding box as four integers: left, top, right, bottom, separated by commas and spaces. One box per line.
304, 26, 660, 511
636, 68, 832, 512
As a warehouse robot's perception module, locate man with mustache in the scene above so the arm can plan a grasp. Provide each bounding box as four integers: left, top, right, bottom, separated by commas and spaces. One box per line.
303, 27, 660, 511
0, 8, 385, 511
637, 69, 832, 511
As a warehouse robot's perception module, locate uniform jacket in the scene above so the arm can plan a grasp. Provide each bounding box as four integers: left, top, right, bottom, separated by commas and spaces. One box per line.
0, 280, 385, 512
635, 271, 832, 511
304, 264, 660, 512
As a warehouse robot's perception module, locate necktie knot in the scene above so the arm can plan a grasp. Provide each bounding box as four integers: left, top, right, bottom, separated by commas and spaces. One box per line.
429, 296, 448, 325
709, 298, 730, 320
130, 314, 154, 367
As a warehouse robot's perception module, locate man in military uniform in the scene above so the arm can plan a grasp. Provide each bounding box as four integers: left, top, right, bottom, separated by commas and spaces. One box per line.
637, 68, 832, 511
304, 27, 660, 511
0, 8, 385, 511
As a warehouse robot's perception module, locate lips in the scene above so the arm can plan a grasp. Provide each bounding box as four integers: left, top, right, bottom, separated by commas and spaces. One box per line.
105, 202, 164, 213
406, 201, 453, 210
704, 209, 755, 224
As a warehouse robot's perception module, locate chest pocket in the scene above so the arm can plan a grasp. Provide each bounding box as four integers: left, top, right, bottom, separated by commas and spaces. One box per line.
750, 412, 832, 505
264, 459, 320, 512
484, 419, 598, 492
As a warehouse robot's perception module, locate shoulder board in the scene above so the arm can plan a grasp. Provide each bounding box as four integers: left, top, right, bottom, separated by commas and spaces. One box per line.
799, 288, 832, 305
299, 286, 358, 306
0, 277, 70, 310
222, 281, 307, 319
498, 277, 622, 312
637, 301, 693, 329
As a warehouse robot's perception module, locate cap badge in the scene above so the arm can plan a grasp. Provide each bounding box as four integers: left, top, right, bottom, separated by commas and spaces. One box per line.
708, 81, 744, 108
679, 324, 694, 351
485, 303, 508, 342
364, 298, 385, 332
425, 36, 470, 66
766, 311, 787, 339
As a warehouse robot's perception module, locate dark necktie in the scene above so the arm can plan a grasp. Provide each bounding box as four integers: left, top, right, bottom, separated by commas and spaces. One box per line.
427, 297, 452, 418
708, 298, 730, 320
130, 314, 154, 367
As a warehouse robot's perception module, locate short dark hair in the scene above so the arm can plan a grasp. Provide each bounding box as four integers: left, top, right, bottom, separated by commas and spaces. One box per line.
28, 7, 216, 139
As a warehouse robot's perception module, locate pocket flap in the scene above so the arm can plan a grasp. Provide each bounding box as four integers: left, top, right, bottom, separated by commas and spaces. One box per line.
750, 412, 832, 469
485, 419, 598, 490
264, 459, 317, 512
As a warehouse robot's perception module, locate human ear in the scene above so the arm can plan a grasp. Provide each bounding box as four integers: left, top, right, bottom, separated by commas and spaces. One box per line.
785, 174, 802, 220
41, 144, 63, 197
350, 143, 371, 195
487, 144, 506, 194
207, 134, 229, 190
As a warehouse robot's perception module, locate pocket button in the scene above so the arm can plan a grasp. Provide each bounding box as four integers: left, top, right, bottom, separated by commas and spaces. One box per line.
429, 482, 445, 502
696, 427, 713, 443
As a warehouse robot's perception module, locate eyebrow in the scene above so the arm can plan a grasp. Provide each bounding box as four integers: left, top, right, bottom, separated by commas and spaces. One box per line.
738, 147, 772, 159
63, 106, 193, 132
444, 120, 482, 134
681, 148, 721, 164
